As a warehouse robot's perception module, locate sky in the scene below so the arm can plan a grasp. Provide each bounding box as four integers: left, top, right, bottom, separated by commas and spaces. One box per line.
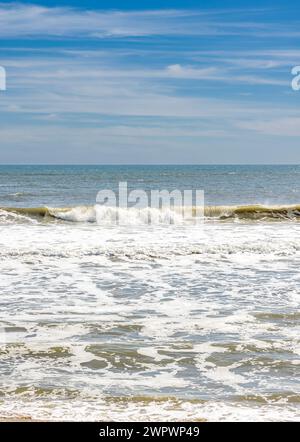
0, 0, 300, 164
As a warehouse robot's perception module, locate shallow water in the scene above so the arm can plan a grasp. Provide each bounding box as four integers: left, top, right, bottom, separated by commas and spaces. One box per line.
0, 165, 299, 421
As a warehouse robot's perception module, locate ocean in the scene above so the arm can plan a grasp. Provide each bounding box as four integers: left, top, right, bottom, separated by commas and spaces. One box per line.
0, 165, 299, 421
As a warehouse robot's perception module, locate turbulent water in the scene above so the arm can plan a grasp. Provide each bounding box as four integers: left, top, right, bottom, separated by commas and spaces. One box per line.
0, 165, 299, 422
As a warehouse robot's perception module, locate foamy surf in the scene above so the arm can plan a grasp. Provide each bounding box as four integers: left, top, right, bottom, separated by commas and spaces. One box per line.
0, 216, 299, 421
0, 396, 299, 422
1, 166, 300, 421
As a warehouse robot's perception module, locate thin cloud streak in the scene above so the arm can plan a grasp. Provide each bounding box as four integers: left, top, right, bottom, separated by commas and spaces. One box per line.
0, 3, 297, 39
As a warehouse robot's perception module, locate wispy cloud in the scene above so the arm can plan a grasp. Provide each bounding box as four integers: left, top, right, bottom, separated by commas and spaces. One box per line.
236, 118, 300, 136
0, 3, 297, 39
165, 64, 288, 86
0, 3, 299, 163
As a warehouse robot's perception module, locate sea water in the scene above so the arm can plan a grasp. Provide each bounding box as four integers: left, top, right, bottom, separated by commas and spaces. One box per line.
0, 165, 299, 421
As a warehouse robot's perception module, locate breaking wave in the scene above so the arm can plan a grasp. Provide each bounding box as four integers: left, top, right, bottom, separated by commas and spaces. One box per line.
1, 204, 300, 224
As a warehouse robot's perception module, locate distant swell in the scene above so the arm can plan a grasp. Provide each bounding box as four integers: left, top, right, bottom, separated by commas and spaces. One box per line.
1, 204, 300, 224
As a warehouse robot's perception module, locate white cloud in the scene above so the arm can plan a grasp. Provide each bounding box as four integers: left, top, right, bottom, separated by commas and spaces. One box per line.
0, 5, 299, 163
166, 64, 218, 78
0, 52, 294, 123
236, 117, 300, 136
0, 4, 232, 38
0, 3, 297, 39
166, 63, 288, 86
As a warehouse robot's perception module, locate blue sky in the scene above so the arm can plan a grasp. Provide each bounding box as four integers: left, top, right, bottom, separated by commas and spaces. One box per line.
0, 0, 300, 163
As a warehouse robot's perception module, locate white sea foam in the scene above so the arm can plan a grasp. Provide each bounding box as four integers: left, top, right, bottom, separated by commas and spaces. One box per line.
0, 397, 299, 422
0, 219, 299, 421
51, 205, 189, 225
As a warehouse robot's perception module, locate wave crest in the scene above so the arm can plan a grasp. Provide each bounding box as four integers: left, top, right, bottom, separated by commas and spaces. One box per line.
1, 203, 300, 224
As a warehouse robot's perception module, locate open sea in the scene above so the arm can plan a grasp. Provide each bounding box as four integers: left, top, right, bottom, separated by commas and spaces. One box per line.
0, 164, 299, 421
